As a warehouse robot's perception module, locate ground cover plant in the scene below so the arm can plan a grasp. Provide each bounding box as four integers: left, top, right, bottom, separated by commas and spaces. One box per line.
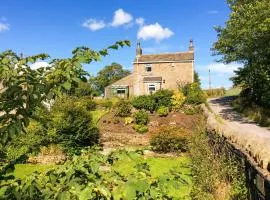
1, 150, 193, 199
157, 106, 169, 117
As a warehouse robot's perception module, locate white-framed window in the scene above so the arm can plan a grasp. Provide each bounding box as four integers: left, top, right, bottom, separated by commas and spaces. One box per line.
116, 88, 126, 94
145, 64, 152, 72
148, 84, 156, 94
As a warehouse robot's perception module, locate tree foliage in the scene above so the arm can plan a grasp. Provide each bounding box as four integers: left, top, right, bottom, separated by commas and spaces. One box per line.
0, 41, 130, 144
213, 0, 270, 107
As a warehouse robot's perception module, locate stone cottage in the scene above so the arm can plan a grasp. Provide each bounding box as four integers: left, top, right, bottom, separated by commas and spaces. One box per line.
105, 40, 195, 98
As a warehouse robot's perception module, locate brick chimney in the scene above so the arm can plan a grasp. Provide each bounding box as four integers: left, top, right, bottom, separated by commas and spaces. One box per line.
189, 39, 194, 51
136, 42, 142, 56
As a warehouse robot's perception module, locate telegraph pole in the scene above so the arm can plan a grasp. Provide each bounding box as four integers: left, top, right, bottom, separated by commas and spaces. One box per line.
209, 69, 211, 89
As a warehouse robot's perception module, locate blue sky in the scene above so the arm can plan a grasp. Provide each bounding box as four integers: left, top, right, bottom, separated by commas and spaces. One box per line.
0, 0, 241, 89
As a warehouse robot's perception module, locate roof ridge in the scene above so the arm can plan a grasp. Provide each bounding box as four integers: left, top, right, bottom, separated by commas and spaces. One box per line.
141, 51, 193, 56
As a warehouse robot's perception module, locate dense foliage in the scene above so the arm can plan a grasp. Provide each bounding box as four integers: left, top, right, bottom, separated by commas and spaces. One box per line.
131, 95, 155, 112
131, 89, 173, 112
213, 0, 270, 107
157, 106, 169, 117
134, 110, 149, 125
2, 150, 192, 199
5, 120, 48, 161
171, 90, 185, 111
49, 98, 99, 155
152, 89, 174, 109
114, 100, 132, 117
0, 40, 130, 144
150, 127, 189, 153
181, 82, 206, 105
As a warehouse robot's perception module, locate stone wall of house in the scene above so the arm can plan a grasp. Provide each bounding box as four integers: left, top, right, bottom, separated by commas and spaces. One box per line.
133, 61, 193, 96
202, 104, 270, 200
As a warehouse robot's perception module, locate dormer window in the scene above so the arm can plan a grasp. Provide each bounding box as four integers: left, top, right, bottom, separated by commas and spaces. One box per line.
145, 64, 152, 72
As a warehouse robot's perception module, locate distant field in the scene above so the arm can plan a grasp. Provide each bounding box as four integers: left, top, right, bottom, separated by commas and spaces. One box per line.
225, 87, 241, 96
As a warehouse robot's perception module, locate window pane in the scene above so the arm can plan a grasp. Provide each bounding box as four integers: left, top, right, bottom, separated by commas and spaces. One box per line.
117, 89, 126, 94
145, 64, 152, 72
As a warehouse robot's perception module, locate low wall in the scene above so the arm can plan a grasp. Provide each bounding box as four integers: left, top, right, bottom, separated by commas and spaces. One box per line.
202, 104, 270, 200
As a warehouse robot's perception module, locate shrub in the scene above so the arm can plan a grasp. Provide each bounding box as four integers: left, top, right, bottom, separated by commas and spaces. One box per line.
131, 95, 155, 112
124, 117, 134, 125
132, 124, 148, 134
182, 104, 201, 115
95, 99, 113, 110
50, 99, 99, 155
150, 126, 189, 152
5, 120, 48, 161
171, 90, 185, 111
76, 97, 97, 111
152, 89, 174, 109
114, 100, 132, 117
181, 83, 206, 105
134, 110, 149, 125
157, 106, 169, 117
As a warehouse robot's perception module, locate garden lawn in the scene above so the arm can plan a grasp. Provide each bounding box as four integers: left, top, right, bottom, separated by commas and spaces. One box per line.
90, 110, 108, 125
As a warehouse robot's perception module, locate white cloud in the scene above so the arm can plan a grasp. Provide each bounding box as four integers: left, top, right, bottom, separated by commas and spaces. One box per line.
207, 10, 218, 14
31, 61, 50, 70
82, 19, 106, 31
111, 9, 133, 27
0, 22, 9, 32
137, 23, 174, 42
207, 63, 242, 74
135, 17, 144, 26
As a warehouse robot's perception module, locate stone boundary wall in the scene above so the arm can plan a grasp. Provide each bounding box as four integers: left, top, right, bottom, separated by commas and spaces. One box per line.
201, 104, 270, 200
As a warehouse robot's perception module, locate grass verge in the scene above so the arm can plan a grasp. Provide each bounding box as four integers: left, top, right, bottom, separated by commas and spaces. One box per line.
189, 123, 248, 200
231, 98, 270, 127
90, 110, 109, 125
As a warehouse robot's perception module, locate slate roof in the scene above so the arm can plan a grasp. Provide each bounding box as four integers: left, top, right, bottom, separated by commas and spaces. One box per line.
134, 52, 194, 63
143, 76, 162, 82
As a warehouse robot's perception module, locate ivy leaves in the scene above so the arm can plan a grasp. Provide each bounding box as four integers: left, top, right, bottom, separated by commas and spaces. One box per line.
0, 41, 130, 144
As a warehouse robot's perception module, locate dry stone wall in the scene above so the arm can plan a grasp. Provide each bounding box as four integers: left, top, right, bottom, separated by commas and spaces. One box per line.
202, 104, 270, 200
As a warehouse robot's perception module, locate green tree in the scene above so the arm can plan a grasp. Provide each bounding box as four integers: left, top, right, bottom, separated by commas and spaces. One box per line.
0, 41, 130, 144
213, 0, 270, 107
93, 62, 131, 94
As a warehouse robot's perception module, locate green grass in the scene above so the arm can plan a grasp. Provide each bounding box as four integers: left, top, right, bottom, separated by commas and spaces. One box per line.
112, 152, 192, 199
90, 110, 108, 125
225, 87, 241, 96
13, 164, 55, 179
